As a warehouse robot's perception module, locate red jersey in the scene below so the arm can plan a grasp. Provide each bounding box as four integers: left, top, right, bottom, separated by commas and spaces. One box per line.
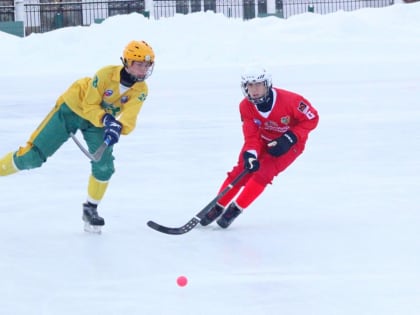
239, 87, 319, 156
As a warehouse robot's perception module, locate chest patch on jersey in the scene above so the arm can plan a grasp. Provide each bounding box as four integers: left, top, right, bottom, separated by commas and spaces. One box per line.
253, 118, 262, 126
264, 120, 289, 133
102, 101, 121, 116
121, 96, 129, 104
104, 89, 114, 97
281, 116, 290, 125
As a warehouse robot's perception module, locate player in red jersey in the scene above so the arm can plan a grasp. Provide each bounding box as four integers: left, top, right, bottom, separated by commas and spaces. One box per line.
201, 66, 319, 228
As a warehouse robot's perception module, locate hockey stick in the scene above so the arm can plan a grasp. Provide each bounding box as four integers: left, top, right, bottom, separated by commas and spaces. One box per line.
147, 169, 249, 235
70, 132, 110, 162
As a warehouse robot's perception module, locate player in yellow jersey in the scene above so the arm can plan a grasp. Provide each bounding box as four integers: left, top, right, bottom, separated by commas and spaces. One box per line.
0, 40, 155, 233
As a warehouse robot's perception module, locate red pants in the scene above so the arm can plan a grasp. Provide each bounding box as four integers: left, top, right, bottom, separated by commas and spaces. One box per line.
217, 145, 303, 209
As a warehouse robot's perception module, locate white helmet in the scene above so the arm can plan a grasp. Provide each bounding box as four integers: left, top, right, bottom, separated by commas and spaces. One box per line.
241, 67, 272, 105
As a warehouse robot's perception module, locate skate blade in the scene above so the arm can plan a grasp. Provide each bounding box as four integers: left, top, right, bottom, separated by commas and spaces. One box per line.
84, 222, 102, 234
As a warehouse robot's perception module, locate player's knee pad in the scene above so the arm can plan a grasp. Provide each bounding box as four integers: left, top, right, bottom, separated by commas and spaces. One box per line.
14, 146, 46, 170
91, 160, 115, 181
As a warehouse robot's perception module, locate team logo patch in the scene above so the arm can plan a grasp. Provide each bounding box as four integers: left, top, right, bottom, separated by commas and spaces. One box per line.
92, 76, 98, 88
101, 101, 121, 116
253, 118, 262, 126
138, 93, 147, 102
266, 120, 279, 129
280, 116, 290, 125
298, 101, 309, 114
298, 101, 316, 119
264, 120, 289, 133
121, 96, 129, 104
104, 89, 113, 97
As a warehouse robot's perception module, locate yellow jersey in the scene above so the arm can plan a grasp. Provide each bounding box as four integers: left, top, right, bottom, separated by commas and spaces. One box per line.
56, 65, 148, 135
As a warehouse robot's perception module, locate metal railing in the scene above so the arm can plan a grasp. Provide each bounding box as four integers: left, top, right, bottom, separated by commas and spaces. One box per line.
152, 0, 266, 19
0, 0, 14, 21
281, 0, 394, 18
0, 0, 395, 36
24, 0, 146, 34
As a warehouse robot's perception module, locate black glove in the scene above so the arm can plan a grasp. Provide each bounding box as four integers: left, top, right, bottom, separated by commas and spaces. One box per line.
102, 113, 122, 146
243, 151, 260, 173
267, 130, 297, 157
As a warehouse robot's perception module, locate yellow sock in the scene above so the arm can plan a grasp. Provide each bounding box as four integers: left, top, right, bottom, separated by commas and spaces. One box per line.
0, 152, 19, 176
87, 175, 109, 204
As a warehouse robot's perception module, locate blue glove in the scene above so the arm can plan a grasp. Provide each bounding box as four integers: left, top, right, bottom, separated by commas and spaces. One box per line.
102, 114, 122, 146
243, 151, 259, 172
267, 130, 297, 157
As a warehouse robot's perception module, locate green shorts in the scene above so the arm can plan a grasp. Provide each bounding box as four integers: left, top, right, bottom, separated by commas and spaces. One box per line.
14, 103, 115, 181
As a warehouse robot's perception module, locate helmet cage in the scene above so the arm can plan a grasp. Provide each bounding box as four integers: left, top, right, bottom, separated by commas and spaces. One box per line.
240, 68, 272, 105
122, 40, 155, 82
139, 62, 154, 82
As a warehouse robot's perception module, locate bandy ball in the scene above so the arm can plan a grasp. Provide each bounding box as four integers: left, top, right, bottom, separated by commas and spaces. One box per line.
177, 276, 188, 287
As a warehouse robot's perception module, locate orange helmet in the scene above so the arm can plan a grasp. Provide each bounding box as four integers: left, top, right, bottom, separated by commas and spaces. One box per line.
122, 40, 155, 66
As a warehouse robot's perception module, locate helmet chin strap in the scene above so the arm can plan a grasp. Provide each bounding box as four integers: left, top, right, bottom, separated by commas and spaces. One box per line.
120, 57, 128, 67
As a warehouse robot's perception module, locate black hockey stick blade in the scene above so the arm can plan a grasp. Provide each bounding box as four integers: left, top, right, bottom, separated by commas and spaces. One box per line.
147, 217, 200, 235
146, 200, 216, 235
146, 170, 248, 235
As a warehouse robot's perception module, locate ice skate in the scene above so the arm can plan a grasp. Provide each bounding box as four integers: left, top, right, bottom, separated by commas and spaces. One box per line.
217, 202, 242, 228
82, 202, 105, 234
200, 203, 224, 226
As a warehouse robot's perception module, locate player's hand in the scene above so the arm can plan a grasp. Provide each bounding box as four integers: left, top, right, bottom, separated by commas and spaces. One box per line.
102, 113, 122, 146
243, 151, 260, 172
267, 130, 297, 157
